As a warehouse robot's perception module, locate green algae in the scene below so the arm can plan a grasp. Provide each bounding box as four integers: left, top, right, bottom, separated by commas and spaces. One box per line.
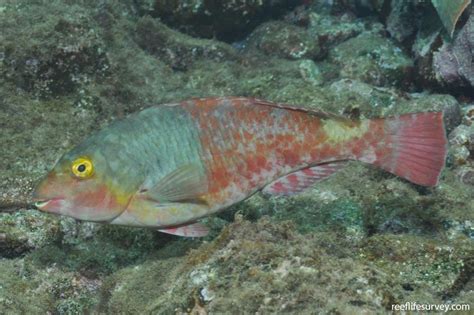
330, 30, 414, 88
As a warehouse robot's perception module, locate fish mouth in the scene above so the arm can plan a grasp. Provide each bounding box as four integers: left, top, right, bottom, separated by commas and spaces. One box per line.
34, 200, 51, 209
33, 198, 63, 210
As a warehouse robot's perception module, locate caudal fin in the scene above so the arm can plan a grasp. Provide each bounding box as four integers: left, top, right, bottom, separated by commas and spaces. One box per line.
368, 112, 447, 186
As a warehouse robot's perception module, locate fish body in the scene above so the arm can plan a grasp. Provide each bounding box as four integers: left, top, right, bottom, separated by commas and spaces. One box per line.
33, 97, 448, 236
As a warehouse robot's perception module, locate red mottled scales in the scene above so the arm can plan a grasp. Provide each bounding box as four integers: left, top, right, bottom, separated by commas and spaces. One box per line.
180, 97, 447, 208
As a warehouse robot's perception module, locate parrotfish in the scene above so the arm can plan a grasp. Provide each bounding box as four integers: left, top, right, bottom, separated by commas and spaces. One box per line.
33, 97, 447, 237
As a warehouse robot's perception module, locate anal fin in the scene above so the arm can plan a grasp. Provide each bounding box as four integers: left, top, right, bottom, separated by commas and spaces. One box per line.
263, 161, 347, 196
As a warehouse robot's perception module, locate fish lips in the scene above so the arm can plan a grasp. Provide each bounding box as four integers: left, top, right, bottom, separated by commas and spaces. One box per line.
32, 197, 64, 212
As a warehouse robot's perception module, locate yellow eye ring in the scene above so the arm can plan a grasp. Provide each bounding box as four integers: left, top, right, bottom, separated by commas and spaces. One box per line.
71, 157, 94, 179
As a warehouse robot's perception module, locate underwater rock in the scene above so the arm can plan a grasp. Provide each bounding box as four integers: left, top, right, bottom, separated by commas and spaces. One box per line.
456, 166, 474, 186
298, 59, 324, 86
150, 0, 303, 41
433, 12, 474, 91
329, 31, 414, 88
449, 145, 471, 166
100, 216, 473, 313
134, 16, 238, 71
449, 124, 474, 166
0, 211, 61, 258
311, 0, 385, 16
327, 79, 461, 132
386, 93, 462, 133
0, 259, 102, 314
328, 79, 401, 116
245, 21, 322, 60
0, 2, 110, 97
307, 11, 366, 48
411, 6, 444, 88
385, 0, 420, 43
462, 104, 474, 126
449, 124, 474, 151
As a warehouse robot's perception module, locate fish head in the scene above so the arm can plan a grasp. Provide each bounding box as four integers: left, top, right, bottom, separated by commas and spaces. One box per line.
33, 145, 133, 222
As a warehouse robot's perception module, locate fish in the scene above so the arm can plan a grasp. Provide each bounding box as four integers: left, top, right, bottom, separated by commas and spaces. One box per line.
32, 97, 448, 237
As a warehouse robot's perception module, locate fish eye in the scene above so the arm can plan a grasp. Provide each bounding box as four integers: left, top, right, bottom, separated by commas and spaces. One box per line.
71, 157, 94, 179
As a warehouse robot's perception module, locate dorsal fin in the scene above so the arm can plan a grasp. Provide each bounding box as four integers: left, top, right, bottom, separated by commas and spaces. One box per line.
263, 161, 347, 196
250, 98, 352, 122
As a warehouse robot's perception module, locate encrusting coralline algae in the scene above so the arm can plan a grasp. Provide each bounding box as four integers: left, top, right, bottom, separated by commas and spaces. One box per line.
0, 0, 473, 313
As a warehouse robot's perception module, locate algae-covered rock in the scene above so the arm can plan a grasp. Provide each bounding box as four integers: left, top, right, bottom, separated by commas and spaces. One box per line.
411, 4, 443, 85
0, 2, 110, 97
0, 211, 60, 258
99, 216, 473, 313
328, 79, 402, 116
462, 104, 474, 126
150, 0, 304, 41
308, 11, 366, 48
433, 11, 474, 92
245, 21, 322, 60
385, 93, 462, 133
448, 122, 474, 185
134, 16, 238, 70
0, 258, 101, 314
330, 31, 414, 88
326, 79, 462, 131
385, 0, 420, 43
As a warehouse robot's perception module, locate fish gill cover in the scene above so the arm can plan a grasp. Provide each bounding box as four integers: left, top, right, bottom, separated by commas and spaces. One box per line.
0, 0, 473, 314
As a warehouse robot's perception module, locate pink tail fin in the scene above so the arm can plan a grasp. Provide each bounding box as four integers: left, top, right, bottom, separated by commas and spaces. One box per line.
369, 112, 448, 186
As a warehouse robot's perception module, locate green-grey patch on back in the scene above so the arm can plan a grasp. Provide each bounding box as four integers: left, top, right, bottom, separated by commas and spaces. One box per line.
63, 104, 206, 195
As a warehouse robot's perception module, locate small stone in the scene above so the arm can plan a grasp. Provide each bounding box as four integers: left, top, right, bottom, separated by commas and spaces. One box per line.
462, 105, 474, 126
299, 59, 323, 86
386, 0, 418, 42
308, 12, 365, 48
449, 124, 474, 153
456, 167, 474, 186
246, 21, 322, 60
199, 287, 215, 302
449, 125, 472, 146
329, 31, 414, 88
328, 79, 400, 117
449, 146, 471, 166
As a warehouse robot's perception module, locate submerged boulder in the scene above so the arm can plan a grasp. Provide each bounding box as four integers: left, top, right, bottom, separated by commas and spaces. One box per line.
329, 31, 414, 88
148, 0, 304, 41
433, 12, 474, 92
0, 2, 110, 97
134, 16, 238, 71
245, 21, 322, 60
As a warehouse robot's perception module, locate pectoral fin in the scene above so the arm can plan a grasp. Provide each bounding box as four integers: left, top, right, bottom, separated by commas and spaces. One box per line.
140, 164, 208, 203
158, 222, 209, 237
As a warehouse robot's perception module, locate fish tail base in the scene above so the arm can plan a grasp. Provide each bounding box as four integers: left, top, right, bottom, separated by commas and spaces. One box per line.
371, 112, 448, 186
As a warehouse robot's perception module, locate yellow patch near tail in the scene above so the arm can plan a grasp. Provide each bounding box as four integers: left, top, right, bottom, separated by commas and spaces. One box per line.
322, 119, 370, 143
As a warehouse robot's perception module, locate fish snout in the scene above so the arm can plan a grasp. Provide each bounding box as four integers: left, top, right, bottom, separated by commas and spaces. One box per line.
32, 176, 64, 212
